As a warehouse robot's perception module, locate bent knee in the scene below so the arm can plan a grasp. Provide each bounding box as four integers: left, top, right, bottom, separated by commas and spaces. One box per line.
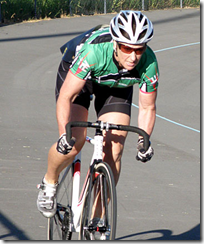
68, 145, 82, 158
66, 137, 85, 158
53, 139, 84, 161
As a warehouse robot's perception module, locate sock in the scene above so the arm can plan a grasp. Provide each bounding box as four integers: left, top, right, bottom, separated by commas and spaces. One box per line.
43, 177, 58, 187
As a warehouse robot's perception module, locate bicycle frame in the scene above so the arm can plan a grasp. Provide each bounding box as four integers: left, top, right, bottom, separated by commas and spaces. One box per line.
59, 133, 104, 233
50, 121, 149, 239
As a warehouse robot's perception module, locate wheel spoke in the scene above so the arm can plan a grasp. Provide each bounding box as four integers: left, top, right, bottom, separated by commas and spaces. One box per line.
47, 165, 73, 240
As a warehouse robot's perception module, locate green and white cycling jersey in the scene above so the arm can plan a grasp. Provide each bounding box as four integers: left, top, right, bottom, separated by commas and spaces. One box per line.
66, 26, 159, 93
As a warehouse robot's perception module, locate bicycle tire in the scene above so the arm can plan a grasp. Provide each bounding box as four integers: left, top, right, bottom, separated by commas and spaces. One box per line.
79, 162, 117, 240
47, 164, 73, 240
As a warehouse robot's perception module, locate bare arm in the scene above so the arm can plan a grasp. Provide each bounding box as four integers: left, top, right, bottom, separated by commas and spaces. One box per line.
138, 90, 157, 137
56, 71, 86, 136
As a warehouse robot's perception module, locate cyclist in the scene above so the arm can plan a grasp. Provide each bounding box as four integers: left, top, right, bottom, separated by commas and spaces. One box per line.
37, 10, 159, 234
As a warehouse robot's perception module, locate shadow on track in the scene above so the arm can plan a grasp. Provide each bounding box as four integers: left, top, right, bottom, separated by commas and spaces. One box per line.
0, 211, 30, 240
116, 224, 200, 240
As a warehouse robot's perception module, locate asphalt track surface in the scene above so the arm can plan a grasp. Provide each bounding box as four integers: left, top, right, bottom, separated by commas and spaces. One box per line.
0, 8, 200, 241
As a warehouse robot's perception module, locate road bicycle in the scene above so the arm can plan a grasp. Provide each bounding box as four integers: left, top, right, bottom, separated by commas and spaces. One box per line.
47, 120, 149, 240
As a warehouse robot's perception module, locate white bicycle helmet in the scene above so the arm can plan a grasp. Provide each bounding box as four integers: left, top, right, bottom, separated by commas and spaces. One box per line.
110, 10, 154, 44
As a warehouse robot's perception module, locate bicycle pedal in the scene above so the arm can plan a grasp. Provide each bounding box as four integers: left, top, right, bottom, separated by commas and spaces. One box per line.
85, 225, 107, 233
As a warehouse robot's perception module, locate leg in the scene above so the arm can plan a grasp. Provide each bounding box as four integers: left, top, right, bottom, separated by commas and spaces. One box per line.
89, 85, 132, 220
93, 84, 132, 185
89, 112, 129, 220
98, 112, 130, 185
45, 104, 88, 184
37, 60, 92, 218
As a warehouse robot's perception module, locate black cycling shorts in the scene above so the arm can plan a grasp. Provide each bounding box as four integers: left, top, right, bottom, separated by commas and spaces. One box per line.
55, 60, 133, 117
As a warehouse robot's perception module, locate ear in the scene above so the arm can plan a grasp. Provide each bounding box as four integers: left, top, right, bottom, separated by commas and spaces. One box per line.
113, 40, 117, 51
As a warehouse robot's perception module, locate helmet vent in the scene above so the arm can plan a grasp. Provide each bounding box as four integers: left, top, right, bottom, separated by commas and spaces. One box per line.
132, 16, 136, 36
113, 17, 116, 26
118, 18, 123, 25
138, 29, 147, 40
120, 12, 128, 22
120, 28, 131, 41
111, 25, 119, 38
139, 13, 143, 22
148, 29, 154, 39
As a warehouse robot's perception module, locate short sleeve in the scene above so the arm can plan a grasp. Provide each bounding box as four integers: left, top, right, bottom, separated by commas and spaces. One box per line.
137, 47, 159, 93
70, 45, 98, 80
139, 61, 159, 93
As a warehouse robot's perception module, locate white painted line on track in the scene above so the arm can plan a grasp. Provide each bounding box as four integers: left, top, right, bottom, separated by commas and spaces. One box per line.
132, 103, 200, 133
133, 42, 200, 133
154, 42, 200, 53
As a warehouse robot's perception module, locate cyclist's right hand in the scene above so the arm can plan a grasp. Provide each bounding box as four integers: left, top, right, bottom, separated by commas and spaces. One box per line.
56, 133, 76, 155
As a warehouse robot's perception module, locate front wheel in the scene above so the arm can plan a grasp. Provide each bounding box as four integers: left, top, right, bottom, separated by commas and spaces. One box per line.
79, 162, 117, 240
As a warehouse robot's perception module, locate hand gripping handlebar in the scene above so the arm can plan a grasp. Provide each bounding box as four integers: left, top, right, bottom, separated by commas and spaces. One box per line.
65, 121, 150, 151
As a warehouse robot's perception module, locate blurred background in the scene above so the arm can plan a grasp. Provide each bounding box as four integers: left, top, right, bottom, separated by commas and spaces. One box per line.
0, 0, 200, 24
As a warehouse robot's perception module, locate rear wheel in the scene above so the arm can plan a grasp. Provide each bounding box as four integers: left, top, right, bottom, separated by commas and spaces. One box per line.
79, 162, 117, 240
47, 164, 73, 240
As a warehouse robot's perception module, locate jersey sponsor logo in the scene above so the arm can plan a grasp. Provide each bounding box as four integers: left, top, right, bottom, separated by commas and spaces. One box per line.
144, 74, 158, 85
140, 82, 147, 92
75, 51, 96, 76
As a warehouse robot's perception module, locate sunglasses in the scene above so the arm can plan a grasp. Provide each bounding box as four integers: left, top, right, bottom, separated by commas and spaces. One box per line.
118, 43, 146, 55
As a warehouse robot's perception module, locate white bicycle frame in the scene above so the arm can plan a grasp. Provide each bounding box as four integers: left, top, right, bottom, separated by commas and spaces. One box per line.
63, 133, 104, 233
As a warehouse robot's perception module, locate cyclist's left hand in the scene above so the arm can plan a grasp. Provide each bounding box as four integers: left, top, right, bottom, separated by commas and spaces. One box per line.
136, 138, 154, 163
